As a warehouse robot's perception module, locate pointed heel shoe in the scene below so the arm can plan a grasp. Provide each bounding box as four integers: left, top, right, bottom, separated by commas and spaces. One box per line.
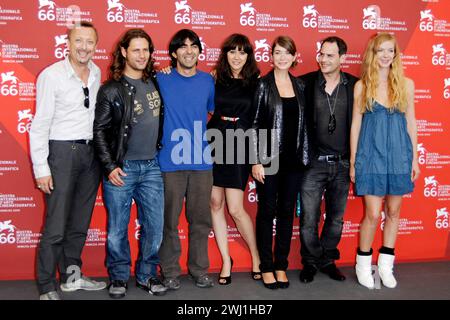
262, 272, 278, 290
275, 270, 290, 289
263, 281, 278, 289
218, 257, 233, 285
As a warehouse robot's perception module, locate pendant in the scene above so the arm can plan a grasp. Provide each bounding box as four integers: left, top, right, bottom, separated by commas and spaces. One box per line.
328, 114, 336, 135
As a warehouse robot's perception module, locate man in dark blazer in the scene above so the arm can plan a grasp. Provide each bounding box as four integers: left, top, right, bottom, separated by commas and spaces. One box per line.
298, 36, 358, 283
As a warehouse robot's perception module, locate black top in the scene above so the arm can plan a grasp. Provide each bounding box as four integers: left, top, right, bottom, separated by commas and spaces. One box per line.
280, 96, 300, 170
299, 70, 358, 159
208, 78, 255, 131
314, 73, 348, 156
250, 71, 310, 167
208, 78, 256, 190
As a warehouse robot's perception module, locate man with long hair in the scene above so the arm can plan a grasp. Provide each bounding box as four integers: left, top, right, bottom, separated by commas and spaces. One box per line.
30, 21, 106, 300
157, 29, 215, 290
94, 28, 166, 298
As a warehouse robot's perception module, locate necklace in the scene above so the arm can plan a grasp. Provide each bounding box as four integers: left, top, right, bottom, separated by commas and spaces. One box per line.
326, 82, 340, 135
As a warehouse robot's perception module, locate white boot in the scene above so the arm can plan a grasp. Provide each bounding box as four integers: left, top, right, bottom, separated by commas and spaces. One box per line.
355, 254, 374, 289
378, 253, 397, 288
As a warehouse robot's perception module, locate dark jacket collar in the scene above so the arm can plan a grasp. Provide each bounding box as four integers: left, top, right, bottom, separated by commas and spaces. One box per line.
318, 71, 348, 89
118, 73, 158, 94
119, 76, 137, 94
267, 69, 304, 90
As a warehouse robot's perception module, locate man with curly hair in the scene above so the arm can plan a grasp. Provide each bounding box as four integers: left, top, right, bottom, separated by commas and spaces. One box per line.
94, 28, 166, 299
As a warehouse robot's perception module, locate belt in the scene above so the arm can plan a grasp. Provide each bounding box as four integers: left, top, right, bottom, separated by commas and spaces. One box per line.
51, 139, 93, 146
317, 154, 347, 162
220, 116, 239, 122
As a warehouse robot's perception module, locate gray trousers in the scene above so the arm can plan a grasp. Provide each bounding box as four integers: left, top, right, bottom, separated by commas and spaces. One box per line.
159, 170, 213, 279
36, 141, 101, 294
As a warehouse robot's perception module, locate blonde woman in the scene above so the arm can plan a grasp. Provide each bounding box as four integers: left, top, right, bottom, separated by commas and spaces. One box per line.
350, 33, 419, 289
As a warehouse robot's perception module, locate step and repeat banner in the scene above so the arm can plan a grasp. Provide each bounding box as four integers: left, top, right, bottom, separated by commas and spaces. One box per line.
0, 0, 449, 280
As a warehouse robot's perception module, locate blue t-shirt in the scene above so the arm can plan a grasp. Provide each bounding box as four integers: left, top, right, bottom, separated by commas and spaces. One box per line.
157, 69, 215, 172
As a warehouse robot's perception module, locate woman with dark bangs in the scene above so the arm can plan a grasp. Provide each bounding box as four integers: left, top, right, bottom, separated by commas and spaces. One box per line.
208, 33, 262, 285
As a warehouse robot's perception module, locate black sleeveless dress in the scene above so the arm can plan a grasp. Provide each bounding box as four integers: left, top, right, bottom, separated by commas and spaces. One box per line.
207, 79, 256, 190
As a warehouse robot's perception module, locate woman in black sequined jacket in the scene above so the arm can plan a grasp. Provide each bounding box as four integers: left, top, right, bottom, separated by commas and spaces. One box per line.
250, 36, 309, 290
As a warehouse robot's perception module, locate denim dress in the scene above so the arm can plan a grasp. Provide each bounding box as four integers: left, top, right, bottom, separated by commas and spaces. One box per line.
355, 101, 414, 196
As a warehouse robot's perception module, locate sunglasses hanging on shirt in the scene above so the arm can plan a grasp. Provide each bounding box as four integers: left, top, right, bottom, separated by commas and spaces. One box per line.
82, 86, 89, 109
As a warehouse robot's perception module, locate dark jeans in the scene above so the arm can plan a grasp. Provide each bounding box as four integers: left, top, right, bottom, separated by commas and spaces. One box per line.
256, 169, 301, 272
36, 141, 101, 295
103, 159, 164, 284
158, 170, 213, 279
299, 158, 350, 268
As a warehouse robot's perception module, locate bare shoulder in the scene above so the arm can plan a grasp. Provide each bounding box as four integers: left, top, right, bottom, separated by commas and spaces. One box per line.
354, 80, 363, 95
405, 77, 415, 92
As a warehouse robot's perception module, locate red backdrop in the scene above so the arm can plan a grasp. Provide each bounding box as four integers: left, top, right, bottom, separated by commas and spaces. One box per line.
0, 0, 449, 280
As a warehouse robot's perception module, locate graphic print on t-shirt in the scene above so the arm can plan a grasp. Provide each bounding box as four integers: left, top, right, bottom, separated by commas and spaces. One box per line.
147, 91, 161, 117
132, 89, 161, 123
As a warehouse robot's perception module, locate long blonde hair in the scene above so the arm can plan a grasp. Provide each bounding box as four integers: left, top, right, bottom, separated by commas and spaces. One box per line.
360, 33, 408, 112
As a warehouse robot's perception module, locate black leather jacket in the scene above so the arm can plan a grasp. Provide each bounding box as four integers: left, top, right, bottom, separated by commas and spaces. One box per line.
93, 75, 164, 175
250, 71, 309, 166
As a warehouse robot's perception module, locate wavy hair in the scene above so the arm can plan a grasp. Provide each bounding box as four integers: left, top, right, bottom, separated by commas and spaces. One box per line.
214, 34, 260, 87
360, 33, 407, 112
109, 29, 155, 81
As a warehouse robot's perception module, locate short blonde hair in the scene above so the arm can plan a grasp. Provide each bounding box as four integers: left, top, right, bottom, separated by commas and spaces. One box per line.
67, 21, 98, 43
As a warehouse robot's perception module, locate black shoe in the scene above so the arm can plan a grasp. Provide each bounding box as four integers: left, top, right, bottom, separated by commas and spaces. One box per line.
251, 271, 262, 281
277, 280, 290, 289
275, 270, 289, 289
218, 257, 233, 285
108, 280, 127, 299
262, 272, 278, 290
163, 277, 181, 290
320, 264, 346, 281
263, 281, 278, 290
136, 277, 168, 296
299, 265, 317, 283
193, 274, 214, 288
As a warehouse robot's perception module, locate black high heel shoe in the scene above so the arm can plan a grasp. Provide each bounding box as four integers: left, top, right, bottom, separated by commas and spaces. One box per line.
251, 271, 262, 281
218, 257, 233, 285
275, 270, 290, 289
262, 272, 278, 290
277, 280, 290, 289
